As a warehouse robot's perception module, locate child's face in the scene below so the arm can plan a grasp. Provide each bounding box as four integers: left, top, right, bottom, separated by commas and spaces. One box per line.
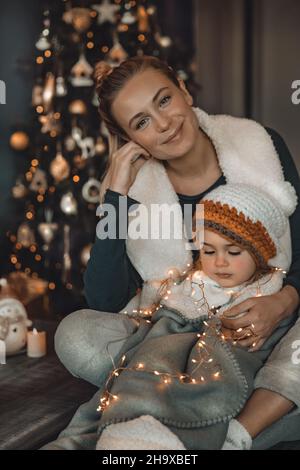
200, 230, 257, 287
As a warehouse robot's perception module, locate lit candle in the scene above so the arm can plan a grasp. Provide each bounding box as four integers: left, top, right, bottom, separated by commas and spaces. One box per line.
27, 328, 46, 358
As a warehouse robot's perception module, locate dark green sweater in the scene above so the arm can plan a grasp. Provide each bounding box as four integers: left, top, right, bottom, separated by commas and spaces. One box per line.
84, 128, 300, 312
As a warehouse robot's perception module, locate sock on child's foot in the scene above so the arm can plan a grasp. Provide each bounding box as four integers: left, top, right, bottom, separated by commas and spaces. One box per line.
221, 419, 252, 450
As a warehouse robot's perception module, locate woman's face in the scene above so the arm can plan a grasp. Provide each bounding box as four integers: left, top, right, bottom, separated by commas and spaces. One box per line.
111, 68, 201, 160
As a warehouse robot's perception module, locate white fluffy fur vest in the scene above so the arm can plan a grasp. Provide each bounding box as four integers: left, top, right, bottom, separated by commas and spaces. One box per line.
161, 270, 284, 320
121, 108, 297, 314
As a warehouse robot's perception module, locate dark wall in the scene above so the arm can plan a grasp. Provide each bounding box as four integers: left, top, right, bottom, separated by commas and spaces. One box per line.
159, 0, 194, 59
0, 0, 41, 231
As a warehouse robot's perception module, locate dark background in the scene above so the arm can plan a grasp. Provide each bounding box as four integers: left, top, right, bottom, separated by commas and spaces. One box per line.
0, 0, 194, 274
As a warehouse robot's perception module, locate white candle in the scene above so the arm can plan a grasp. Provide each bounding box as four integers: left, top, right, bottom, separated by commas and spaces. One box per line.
27, 328, 46, 358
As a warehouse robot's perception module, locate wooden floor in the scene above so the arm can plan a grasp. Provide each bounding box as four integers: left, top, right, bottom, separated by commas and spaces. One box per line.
0, 318, 96, 450
0, 314, 299, 450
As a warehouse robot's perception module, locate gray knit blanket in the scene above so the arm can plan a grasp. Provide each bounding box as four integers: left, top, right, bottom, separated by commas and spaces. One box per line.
43, 307, 293, 450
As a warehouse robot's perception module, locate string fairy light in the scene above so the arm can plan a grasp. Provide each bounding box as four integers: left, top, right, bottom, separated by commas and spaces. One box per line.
98, 265, 223, 413
97, 264, 286, 413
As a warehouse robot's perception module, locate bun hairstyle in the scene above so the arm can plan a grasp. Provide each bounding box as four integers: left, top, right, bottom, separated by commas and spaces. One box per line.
94, 55, 181, 202
94, 60, 114, 90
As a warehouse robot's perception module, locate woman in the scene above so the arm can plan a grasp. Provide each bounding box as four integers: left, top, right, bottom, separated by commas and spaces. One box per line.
52, 56, 300, 450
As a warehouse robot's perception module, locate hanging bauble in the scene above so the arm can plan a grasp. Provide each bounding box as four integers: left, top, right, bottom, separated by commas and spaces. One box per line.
95, 136, 106, 155
80, 137, 95, 159
73, 154, 87, 170
62, 8, 73, 25
38, 208, 57, 251
80, 243, 92, 266
71, 126, 95, 159
39, 112, 61, 135
65, 135, 77, 152
10, 131, 30, 151
12, 179, 27, 199
147, 6, 157, 16
92, 0, 120, 25
159, 36, 172, 48
121, 11, 137, 25
38, 222, 58, 250
63, 7, 92, 32
137, 6, 149, 32
73, 8, 92, 32
35, 35, 51, 51
29, 168, 48, 192
50, 151, 70, 183
62, 225, 72, 285
155, 32, 172, 48
36, 9, 51, 51
17, 223, 36, 248
38, 223, 58, 244
43, 72, 56, 113
71, 126, 83, 143
108, 40, 128, 63
60, 192, 78, 215
56, 75, 67, 97
32, 84, 43, 107
82, 178, 101, 203
69, 99, 87, 115
70, 52, 94, 87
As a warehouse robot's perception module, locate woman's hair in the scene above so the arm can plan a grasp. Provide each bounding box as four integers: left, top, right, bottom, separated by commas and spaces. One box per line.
94, 55, 181, 202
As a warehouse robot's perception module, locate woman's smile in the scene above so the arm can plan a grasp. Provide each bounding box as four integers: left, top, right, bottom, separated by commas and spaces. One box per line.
162, 121, 184, 145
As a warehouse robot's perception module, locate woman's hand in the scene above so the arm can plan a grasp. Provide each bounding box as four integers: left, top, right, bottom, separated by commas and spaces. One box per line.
108, 141, 151, 196
220, 287, 299, 351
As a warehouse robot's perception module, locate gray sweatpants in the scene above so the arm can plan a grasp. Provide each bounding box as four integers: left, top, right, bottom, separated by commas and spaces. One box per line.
54, 309, 300, 449
255, 317, 300, 409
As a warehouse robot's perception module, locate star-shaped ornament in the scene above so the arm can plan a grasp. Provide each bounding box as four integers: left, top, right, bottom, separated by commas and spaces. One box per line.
92, 0, 120, 25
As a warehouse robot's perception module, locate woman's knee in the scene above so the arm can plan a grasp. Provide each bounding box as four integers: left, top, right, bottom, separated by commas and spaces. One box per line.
54, 309, 91, 375
54, 308, 139, 383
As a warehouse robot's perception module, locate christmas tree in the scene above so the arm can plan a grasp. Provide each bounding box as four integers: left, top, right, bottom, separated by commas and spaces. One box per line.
6, 0, 199, 316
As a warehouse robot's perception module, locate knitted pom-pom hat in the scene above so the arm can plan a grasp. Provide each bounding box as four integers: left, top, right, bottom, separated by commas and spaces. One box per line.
200, 183, 293, 270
